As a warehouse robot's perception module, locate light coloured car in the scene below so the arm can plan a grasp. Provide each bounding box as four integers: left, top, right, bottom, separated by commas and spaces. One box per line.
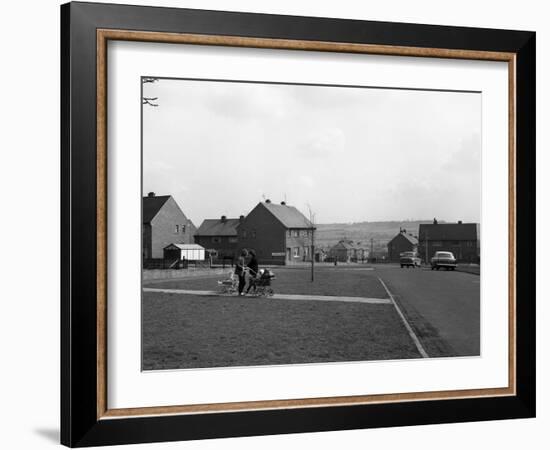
431, 251, 457, 270
400, 251, 421, 268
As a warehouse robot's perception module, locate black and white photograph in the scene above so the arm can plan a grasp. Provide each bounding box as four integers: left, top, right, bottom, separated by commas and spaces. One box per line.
141, 77, 481, 371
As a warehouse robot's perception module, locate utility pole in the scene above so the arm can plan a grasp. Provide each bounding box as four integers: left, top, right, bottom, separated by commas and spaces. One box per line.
311, 227, 315, 282
370, 238, 374, 258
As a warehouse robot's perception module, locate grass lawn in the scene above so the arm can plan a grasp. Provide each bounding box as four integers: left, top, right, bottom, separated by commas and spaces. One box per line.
142, 290, 421, 370
144, 267, 388, 298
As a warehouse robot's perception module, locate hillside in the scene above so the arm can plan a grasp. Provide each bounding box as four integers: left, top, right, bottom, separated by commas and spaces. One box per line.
314, 220, 439, 252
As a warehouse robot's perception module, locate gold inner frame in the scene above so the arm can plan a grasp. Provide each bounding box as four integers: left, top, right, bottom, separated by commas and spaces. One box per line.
96, 29, 517, 420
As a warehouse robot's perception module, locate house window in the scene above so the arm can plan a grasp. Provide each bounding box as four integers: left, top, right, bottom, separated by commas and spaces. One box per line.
293, 230, 299, 237
431, 241, 442, 247
287, 230, 292, 238
293, 247, 300, 257
242, 230, 247, 238
228, 237, 238, 243
175, 225, 179, 233
181, 225, 186, 233
452, 241, 460, 245
212, 237, 221, 244
251, 231, 256, 238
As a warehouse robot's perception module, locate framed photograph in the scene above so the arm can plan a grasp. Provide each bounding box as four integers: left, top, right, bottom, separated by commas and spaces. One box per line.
61, 1, 535, 447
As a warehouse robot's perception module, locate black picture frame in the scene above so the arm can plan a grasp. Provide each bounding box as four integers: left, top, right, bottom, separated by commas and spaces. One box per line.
61, 1, 535, 447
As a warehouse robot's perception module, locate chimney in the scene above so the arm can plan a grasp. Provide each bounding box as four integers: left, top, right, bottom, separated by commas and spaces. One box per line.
147, 192, 155, 197
265, 199, 271, 204
280, 201, 286, 205
221, 215, 227, 223
239, 215, 245, 223
458, 220, 463, 224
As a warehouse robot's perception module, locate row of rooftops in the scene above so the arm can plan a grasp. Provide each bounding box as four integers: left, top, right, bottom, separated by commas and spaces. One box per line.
143, 194, 314, 236
195, 200, 315, 236
331, 240, 369, 251
144, 193, 478, 242
418, 220, 478, 241
390, 220, 478, 243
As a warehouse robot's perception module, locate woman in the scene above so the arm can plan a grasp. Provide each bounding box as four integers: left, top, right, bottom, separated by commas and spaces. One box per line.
245, 250, 259, 294
234, 249, 248, 296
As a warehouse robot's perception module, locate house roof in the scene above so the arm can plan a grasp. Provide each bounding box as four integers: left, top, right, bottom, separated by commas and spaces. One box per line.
164, 243, 205, 250
260, 202, 314, 229
389, 232, 418, 245
331, 240, 355, 250
195, 218, 241, 236
418, 223, 478, 241
142, 195, 171, 223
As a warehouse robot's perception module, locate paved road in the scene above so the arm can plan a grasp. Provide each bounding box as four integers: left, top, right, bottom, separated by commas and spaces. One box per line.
375, 265, 480, 357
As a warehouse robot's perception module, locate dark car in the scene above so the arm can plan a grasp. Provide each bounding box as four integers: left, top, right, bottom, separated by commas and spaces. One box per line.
400, 251, 421, 268
430, 251, 457, 270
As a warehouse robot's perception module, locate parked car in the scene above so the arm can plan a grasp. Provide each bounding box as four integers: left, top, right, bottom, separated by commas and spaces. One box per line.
400, 251, 421, 268
431, 251, 457, 270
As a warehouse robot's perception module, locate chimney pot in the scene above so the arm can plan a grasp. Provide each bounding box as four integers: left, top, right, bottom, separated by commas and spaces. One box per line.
281, 201, 286, 205
458, 220, 463, 224
221, 215, 227, 222
265, 199, 271, 203
239, 215, 245, 222
148, 192, 155, 197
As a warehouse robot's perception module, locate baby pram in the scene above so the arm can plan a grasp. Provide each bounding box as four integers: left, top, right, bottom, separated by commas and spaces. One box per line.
247, 268, 276, 297
217, 272, 238, 294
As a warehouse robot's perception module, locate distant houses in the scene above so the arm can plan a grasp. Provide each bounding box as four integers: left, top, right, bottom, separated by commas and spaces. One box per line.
194, 215, 244, 262
387, 229, 418, 262
314, 248, 328, 263
418, 220, 479, 263
142, 192, 196, 259
329, 240, 369, 263
142, 192, 479, 268
237, 200, 315, 265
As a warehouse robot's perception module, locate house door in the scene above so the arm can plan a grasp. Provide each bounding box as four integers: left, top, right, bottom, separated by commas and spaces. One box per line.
286, 248, 291, 261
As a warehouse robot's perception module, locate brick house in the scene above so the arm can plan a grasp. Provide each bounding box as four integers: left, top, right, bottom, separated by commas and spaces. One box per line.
142, 193, 196, 259
329, 240, 368, 263
387, 229, 419, 262
418, 220, 479, 263
194, 216, 243, 262
237, 200, 315, 265
329, 240, 355, 263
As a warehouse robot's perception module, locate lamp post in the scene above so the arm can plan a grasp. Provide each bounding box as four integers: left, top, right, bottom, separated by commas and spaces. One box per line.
307, 204, 316, 282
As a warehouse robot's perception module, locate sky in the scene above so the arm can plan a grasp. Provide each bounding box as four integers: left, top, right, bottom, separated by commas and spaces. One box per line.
143, 78, 481, 226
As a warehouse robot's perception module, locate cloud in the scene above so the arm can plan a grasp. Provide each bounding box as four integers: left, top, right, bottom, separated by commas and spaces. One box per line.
299, 175, 315, 188
297, 127, 346, 159
443, 133, 481, 175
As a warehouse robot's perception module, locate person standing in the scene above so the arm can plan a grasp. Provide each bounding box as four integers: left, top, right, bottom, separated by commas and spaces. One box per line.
246, 250, 259, 294
235, 249, 248, 296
